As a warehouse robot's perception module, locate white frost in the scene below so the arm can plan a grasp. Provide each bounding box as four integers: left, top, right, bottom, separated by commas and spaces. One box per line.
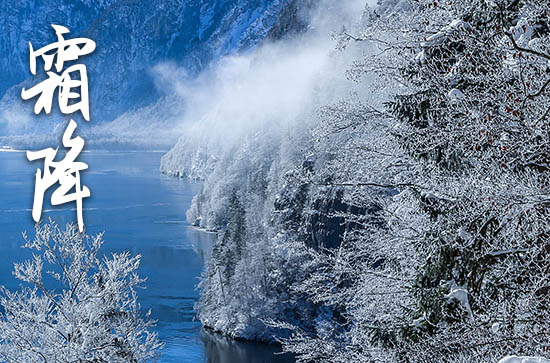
457, 226, 472, 242
448, 88, 465, 101
446, 280, 473, 321
509, 18, 534, 48
420, 19, 470, 47
498, 356, 550, 363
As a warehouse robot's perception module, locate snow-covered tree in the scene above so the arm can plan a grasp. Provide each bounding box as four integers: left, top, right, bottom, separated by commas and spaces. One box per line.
0, 221, 162, 362
380, 1, 550, 360
169, 0, 549, 361
280, 0, 550, 361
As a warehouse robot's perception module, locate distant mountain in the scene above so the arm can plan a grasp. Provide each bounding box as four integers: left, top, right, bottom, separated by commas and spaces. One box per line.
0, 0, 289, 135
0, 0, 117, 100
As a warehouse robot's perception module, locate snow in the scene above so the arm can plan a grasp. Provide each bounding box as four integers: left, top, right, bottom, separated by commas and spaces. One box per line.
498, 357, 550, 363
420, 19, 470, 47
448, 88, 465, 101
509, 18, 534, 48
415, 50, 427, 62
487, 248, 528, 257
445, 280, 473, 320
421, 32, 447, 47
457, 226, 472, 242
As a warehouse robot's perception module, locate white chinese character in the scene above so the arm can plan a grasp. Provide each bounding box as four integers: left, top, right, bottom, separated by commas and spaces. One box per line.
21, 24, 96, 121
27, 120, 91, 232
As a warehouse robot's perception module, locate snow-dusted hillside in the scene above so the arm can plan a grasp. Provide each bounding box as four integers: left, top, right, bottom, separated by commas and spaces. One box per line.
0, 0, 290, 143
159, 1, 550, 362
159, 0, 371, 342
0, 0, 117, 99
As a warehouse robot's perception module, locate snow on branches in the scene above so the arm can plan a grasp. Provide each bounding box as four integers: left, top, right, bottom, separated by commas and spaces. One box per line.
0, 221, 161, 362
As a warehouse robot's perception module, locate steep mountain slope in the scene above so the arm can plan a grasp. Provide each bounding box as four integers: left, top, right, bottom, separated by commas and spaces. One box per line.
0, 0, 289, 139
0, 0, 117, 99
174, 1, 550, 361
81, 0, 288, 122
159, 0, 371, 342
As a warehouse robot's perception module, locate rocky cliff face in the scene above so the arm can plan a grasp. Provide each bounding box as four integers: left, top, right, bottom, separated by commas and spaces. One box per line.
0, 0, 289, 132
0, 0, 117, 99
267, 0, 315, 40
82, 0, 288, 122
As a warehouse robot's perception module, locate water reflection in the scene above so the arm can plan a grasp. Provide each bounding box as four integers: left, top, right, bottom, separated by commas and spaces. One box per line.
201, 329, 295, 363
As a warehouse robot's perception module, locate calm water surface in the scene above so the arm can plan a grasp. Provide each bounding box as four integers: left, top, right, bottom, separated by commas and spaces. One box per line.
0, 151, 293, 363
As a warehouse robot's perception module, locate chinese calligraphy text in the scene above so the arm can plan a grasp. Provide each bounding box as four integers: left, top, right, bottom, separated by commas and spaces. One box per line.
22, 24, 95, 232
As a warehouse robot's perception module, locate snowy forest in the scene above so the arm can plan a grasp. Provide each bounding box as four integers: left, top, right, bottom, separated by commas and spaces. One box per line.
162, 0, 550, 361
0, 0, 549, 362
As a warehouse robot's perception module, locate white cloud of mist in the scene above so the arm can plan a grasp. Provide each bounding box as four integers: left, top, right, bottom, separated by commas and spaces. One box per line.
0, 0, 377, 152
155, 0, 369, 144
91, 0, 372, 150
157, 40, 328, 139
0, 102, 33, 135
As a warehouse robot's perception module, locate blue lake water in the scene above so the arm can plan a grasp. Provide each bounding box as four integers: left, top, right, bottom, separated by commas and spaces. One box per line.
0, 150, 294, 363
